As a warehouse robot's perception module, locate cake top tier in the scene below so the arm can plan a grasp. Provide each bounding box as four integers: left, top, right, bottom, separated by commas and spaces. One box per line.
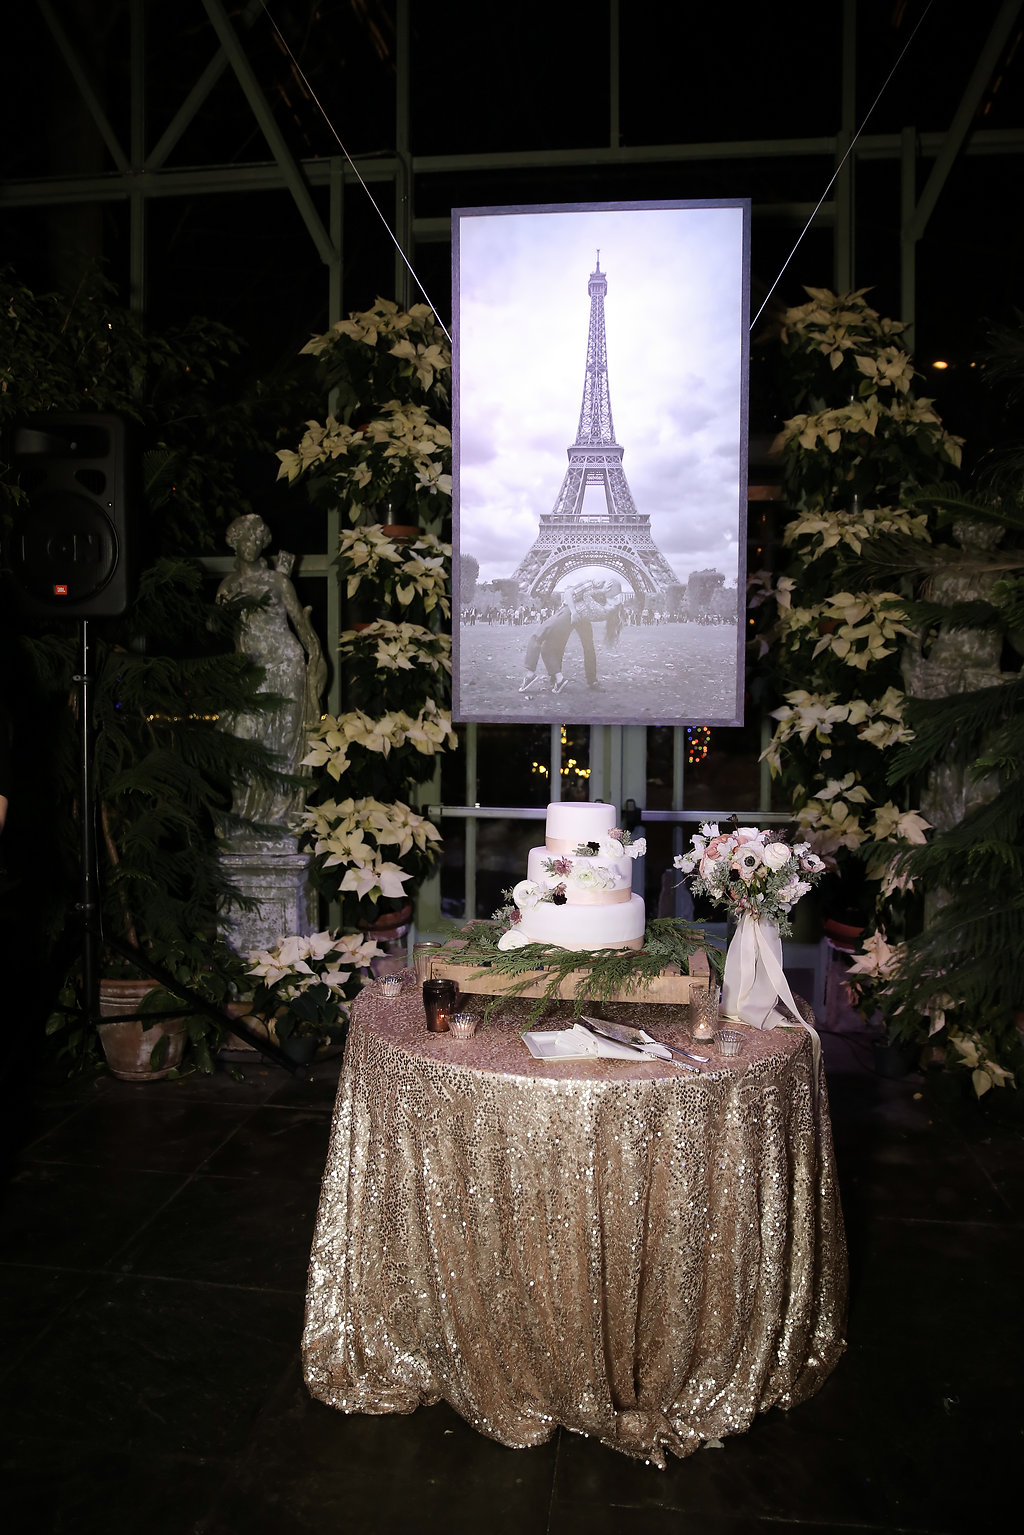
545, 800, 618, 850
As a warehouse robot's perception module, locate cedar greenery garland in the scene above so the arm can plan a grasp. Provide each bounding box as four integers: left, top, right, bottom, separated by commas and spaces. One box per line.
445, 918, 723, 1025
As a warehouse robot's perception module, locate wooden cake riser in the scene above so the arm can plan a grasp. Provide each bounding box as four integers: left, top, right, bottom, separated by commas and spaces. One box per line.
425, 946, 710, 1005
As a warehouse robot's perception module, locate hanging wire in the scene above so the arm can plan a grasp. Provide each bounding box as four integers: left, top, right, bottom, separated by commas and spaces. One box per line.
260, 1, 932, 345
260, 2, 453, 344
750, 0, 934, 331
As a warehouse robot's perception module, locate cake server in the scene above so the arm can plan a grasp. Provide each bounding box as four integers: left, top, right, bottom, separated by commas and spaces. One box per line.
578, 1017, 703, 1069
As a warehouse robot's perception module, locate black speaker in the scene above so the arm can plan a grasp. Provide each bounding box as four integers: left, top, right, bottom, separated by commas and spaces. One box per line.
5, 413, 138, 618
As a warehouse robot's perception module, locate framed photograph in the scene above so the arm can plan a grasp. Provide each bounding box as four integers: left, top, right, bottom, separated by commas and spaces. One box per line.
452, 199, 750, 727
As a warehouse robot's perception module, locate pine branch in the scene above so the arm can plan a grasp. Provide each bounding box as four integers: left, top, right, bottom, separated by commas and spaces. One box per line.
888, 676, 1024, 781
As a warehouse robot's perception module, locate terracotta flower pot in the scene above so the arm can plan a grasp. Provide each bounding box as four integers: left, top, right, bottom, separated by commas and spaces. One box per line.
379, 524, 420, 542
97, 978, 186, 1081
822, 916, 866, 951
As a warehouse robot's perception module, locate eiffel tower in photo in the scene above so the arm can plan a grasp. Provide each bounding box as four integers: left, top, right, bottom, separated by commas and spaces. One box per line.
512, 254, 680, 600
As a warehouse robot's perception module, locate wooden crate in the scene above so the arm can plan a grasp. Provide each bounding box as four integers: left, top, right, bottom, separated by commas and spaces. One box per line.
425, 943, 711, 1004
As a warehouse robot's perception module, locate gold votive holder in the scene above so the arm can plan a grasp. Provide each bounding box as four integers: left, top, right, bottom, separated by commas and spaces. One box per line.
422, 977, 458, 1033
690, 987, 720, 1042
449, 1012, 478, 1040
716, 1027, 744, 1058
378, 975, 402, 999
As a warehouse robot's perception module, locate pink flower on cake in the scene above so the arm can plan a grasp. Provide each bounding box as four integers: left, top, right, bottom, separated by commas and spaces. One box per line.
545, 856, 573, 877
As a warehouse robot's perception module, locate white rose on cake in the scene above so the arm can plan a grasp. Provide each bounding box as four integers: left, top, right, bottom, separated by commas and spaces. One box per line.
497, 926, 533, 950
571, 865, 615, 892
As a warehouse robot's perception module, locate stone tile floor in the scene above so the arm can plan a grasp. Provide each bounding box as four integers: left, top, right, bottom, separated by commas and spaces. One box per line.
2, 957, 1021, 1534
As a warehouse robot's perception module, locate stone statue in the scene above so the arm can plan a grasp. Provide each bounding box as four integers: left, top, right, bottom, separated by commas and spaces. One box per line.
217, 514, 327, 837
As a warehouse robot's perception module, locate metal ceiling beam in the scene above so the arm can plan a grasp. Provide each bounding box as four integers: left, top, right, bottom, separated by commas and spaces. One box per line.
5, 128, 1020, 212
147, 0, 264, 172
37, 0, 129, 174
905, 0, 1022, 244
199, 0, 338, 269
900, 0, 1022, 342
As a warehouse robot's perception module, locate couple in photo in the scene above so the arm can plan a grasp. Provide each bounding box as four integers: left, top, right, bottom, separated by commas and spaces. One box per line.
519, 576, 624, 696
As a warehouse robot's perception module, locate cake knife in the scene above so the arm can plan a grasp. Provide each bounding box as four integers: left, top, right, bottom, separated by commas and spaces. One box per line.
578, 1017, 705, 1068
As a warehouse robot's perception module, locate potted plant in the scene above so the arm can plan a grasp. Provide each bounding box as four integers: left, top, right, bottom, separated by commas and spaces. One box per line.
245, 929, 383, 1061
275, 298, 451, 533
760, 286, 962, 953
277, 299, 455, 936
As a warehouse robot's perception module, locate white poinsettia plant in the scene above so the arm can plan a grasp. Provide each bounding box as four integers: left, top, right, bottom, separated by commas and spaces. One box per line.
277, 294, 452, 532
333, 525, 452, 620
674, 823, 826, 936
295, 795, 443, 911
302, 701, 456, 782
336, 620, 451, 676
246, 930, 382, 1040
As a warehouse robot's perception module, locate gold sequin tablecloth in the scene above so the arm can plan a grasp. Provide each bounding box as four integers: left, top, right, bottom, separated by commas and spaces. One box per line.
302, 973, 848, 1467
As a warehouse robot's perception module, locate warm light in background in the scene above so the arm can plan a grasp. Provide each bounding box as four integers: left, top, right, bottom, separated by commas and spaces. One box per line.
931, 360, 949, 370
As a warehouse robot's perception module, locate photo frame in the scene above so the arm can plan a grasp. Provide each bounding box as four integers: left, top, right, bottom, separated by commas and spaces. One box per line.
452, 199, 750, 727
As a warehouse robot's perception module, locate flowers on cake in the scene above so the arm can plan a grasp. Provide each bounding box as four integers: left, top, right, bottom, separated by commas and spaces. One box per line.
571, 865, 616, 893
572, 828, 647, 861
512, 880, 543, 909
673, 822, 826, 935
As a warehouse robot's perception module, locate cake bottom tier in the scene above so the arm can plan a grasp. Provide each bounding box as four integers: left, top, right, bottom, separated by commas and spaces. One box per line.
518, 894, 646, 951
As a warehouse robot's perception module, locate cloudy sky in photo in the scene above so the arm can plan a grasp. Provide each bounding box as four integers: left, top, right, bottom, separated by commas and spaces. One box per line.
455, 203, 748, 593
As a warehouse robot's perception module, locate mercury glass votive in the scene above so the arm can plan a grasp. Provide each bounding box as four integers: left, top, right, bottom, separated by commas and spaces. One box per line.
378, 974, 402, 999
690, 987, 720, 1042
448, 1012, 478, 1040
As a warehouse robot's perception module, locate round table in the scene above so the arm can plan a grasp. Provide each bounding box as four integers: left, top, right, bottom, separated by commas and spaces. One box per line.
302, 971, 847, 1467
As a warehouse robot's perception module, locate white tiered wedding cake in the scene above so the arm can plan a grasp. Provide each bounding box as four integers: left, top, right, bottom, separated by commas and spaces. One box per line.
497, 801, 646, 952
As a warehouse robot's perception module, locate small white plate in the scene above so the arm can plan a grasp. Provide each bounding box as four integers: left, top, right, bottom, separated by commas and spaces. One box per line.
521, 1030, 645, 1062
521, 1030, 595, 1060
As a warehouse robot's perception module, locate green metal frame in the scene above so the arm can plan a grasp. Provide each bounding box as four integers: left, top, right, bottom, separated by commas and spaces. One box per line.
6, 0, 1022, 939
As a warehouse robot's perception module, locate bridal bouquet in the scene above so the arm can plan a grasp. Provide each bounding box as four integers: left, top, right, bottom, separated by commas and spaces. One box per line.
674, 823, 825, 938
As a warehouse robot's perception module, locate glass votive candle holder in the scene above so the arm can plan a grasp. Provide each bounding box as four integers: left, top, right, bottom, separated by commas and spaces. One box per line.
422, 977, 458, 1033
690, 987, 720, 1042
414, 941, 442, 986
378, 975, 402, 999
448, 1012, 478, 1040
716, 1027, 744, 1058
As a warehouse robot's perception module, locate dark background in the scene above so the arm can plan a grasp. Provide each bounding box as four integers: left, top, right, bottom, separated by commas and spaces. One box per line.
2, 1, 1022, 470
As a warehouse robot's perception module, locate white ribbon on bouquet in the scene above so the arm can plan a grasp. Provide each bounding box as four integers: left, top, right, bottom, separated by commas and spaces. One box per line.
720, 912, 821, 1080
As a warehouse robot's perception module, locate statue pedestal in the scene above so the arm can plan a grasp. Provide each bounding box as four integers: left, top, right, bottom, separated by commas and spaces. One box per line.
219, 839, 317, 957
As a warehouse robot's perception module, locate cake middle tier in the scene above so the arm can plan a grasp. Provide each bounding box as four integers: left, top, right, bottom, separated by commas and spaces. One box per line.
526, 845, 634, 898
